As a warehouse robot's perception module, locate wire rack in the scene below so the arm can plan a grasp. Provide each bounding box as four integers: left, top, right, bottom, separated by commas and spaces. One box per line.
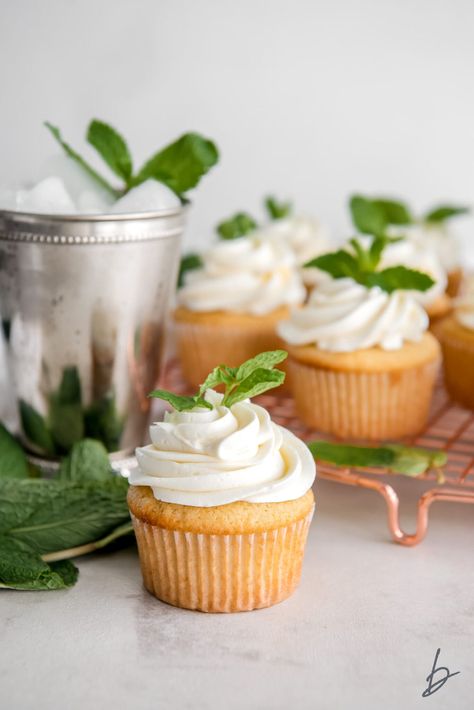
163, 360, 474, 546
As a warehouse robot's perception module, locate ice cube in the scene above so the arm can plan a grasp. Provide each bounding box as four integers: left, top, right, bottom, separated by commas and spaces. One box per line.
37, 154, 115, 213
17, 177, 77, 214
110, 179, 180, 213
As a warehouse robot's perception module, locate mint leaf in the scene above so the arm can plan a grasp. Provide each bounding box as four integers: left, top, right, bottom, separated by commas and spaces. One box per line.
148, 389, 212, 412
423, 205, 470, 223
44, 122, 119, 198
265, 196, 292, 220
235, 350, 287, 381
19, 399, 55, 456
349, 195, 387, 235
199, 365, 227, 394
58, 439, 112, 482
134, 132, 219, 197
386, 445, 447, 475
308, 441, 395, 468
49, 366, 84, 452
224, 368, 285, 407
305, 249, 361, 280
373, 198, 412, 225
0, 423, 29, 479
216, 212, 258, 240
178, 253, 202, 288
366, 266, 434, 294
87, 119, 133, 184
0, 536, 79, 590
83, 394, 123, 452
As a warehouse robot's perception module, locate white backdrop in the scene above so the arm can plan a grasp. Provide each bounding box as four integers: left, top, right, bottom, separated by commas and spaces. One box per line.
1, 0, 474, 259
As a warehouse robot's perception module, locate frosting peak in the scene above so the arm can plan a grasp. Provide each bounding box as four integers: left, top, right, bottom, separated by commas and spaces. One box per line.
277, 277, 429, 352
131, 391, 316, 507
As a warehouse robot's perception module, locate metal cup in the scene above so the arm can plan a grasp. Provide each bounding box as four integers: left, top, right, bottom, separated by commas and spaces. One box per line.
0, 207, 185, 460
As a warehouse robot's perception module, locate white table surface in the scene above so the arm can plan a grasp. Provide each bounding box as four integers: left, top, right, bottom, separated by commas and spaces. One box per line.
1, 476, 473, 710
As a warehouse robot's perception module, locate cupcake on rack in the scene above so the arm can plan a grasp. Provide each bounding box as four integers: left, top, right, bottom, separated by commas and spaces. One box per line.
277, 236, 441, 439
438, 278, 474, 409
128, 350, 316, 612
175, 212, 305, 387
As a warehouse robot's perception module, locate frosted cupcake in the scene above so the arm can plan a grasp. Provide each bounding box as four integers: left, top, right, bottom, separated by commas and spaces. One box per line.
176, 215, 305, 387
439, 281, 474, 409
278, 238, 441, 439
128, 351, 316, 612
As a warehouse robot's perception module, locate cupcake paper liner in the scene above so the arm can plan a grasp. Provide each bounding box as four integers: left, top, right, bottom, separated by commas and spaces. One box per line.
288, 357, 439, 439
131, 508, 314, 613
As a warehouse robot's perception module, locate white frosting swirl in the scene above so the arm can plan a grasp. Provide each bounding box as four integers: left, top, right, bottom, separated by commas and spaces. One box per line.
277, 277, 428, 352
258, 215, 331, 266
178, 235, 305, 315
392, 223, 461, 273
131, 391, 316, 507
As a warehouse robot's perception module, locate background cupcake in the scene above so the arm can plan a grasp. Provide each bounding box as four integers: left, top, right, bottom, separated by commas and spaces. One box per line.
128, 351, 316, 613
278, 237, 441, 439
439, 278, 474, 409
176, 213, 305, 387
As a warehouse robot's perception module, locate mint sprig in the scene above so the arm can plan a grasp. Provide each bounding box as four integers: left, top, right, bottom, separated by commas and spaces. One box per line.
178, 253, 202, 288
349, 195, 413, 235
45, 120, 219, 201
265, 195, 292, 220
305, 237, 435, 294
149, 350, 287, 412
423, 205, 470, 223
309, 441, 447, 481
216, 212, 258, 240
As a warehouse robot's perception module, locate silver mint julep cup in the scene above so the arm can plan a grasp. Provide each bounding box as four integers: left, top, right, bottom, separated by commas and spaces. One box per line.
0, 207, 185, 460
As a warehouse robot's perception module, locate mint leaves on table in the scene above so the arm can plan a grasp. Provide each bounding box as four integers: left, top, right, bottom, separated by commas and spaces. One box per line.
305, 237, 435, 294
265, 195, 292, 220
178, 253, 203, 288
423, 205, 470, 223
45, 120, 219, 200
216, 212, 258, 240
308, 441, 447, 480
149, 350, 287, 412
0, 435, 133, 591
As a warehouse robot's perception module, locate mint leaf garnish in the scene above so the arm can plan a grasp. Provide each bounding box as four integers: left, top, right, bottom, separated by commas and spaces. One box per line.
178, 253, 202, 288
309, 441, 447, 479
0, 423, 29, 479
305, 238, 435, 294
87, 119, 133, 185
372, 198, 412, 225
44, 122, 120, 198
224, 368, 285, 406
423, 205, 470, 223
265, 195, 292, 220
148, 390, 212, 412
349, 195, 387, 235
217, 212, 258, 240
235, 349, 288, 380
133, 132, 219, 197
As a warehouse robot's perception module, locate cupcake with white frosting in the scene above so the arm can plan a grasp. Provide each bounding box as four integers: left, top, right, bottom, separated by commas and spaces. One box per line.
127, 351, 316, 612
278, 238, 441, 439
438, 278, 474, 409
175, 213, 305, 387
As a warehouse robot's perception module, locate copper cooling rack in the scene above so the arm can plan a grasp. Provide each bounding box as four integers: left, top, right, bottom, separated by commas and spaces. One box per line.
163, 360, 474, 547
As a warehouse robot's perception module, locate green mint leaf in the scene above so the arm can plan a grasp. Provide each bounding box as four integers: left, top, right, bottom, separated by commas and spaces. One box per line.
423, 205, 470, 223
83, 394, 123, 452
178, 253, 202, 288
216, 212, 258, 240
224, 368, 285, 407
49, 366, 84, 452
0, 423, 29, 479
265, 195, 292, 220
305, 249, 362, 280
308, 441, 395, 468
366, 266, 435, 293
236, 350, 287, 381
0, 536, 79, 590
44, 122, 119, 198
199, 366, 227, 395
134, 132, 219, 197
58, 439, 112, 482
19, 399, 55, 456
148, 389, 212, 412
386, 445, 447, 475
86, 119, 133, 183
349, 195, 387, 235
373, 198, 413, 225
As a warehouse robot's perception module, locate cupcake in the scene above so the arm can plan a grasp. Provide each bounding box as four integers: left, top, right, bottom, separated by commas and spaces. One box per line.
176, 220, 305, 387
439, 281, 474, 409
279, 238, 441, 439
128, 351, 316, 612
